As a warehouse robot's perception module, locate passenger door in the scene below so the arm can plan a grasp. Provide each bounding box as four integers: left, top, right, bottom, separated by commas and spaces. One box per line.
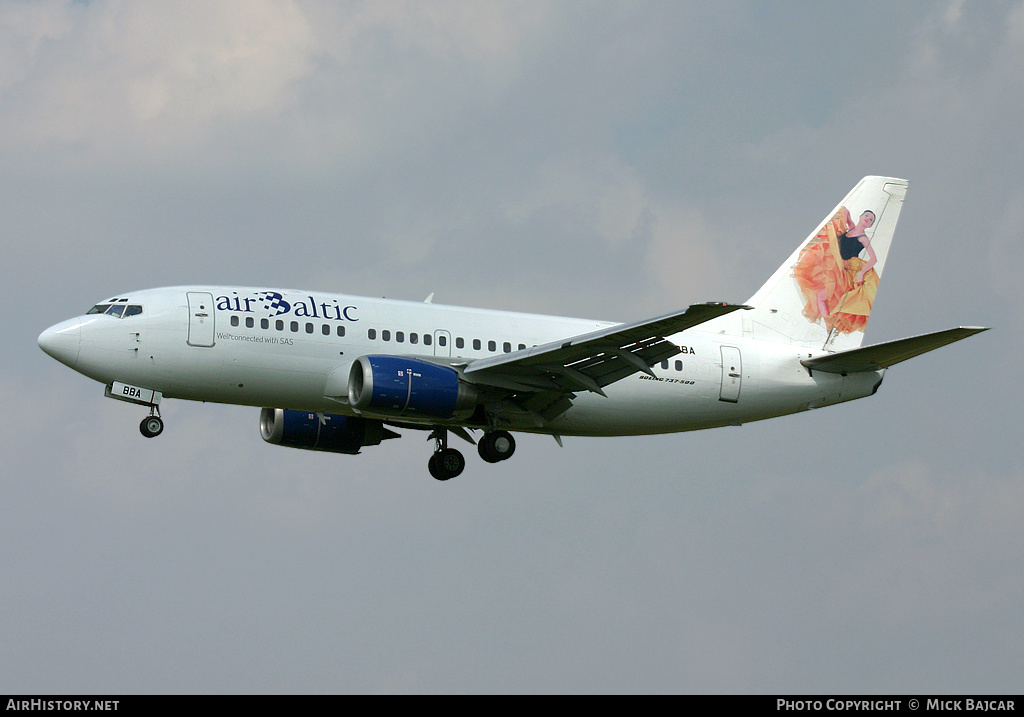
719, 345, 742, 402
187, 292, 216, 347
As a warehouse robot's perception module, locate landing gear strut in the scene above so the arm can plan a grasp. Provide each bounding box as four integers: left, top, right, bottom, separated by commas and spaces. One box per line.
427, 428, 465, 481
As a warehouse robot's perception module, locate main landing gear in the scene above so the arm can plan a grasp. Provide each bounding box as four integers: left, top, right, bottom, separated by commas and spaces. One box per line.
427, 428, 465, 481
428, 447, 466, 481
477, 430, 516, 463
427, 428, 516, 481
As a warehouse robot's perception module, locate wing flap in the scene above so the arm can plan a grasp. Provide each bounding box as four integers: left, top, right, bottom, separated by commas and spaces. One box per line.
465, 302, 748, 393
801, 327, 989, 374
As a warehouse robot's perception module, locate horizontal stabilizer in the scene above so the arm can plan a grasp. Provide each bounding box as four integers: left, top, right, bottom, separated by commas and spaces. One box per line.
801, 327, 989, 374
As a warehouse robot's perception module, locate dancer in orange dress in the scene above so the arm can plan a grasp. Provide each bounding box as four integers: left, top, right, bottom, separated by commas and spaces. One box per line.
792, 206, 879, 334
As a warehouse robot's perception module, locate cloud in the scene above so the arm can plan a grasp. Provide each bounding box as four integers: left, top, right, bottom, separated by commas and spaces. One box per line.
504, 154, 650, 249
854, 459, 1024, 621
0, 1, 314, 157
0, 0, 554, 169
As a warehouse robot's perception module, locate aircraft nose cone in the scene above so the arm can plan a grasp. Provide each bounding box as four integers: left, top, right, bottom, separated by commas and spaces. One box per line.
38, 320, 81, 369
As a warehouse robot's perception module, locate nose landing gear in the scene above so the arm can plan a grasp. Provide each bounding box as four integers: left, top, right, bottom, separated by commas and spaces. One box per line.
139, 409, 164, 438
105, 382, 165, 438
140, 415, 164, 437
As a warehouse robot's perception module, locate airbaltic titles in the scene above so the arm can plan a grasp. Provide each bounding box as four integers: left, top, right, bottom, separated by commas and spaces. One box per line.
216, 290, 358, 322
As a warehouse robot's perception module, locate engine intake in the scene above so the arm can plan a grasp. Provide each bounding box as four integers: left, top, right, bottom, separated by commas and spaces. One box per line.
348, 355, 478, 419
260, 408, 397, 454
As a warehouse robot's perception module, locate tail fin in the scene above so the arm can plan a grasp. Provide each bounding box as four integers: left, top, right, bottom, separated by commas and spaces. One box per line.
744, 176, 908, 352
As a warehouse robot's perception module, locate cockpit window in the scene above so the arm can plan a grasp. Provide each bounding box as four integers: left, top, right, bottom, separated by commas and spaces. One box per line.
86, 304, 143, 317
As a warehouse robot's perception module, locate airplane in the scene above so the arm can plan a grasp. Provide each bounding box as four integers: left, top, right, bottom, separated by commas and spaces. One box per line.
38, 176, 987, 480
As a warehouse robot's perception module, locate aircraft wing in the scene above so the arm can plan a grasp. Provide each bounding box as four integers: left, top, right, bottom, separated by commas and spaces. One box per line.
801, 327, 989, 374
463, 303, 748, 401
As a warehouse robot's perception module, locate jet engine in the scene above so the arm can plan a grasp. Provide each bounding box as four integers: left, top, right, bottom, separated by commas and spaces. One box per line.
348, 355, 478, 419
260, 408, 398, 454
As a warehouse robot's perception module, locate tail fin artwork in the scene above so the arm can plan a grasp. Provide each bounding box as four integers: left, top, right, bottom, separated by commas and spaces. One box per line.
744, 176, 908, 353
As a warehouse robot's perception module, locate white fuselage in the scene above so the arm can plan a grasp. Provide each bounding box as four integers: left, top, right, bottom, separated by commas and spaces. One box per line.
40, 285, 882, 437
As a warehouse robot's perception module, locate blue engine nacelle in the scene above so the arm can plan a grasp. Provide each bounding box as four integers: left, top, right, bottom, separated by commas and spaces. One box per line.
348, 355, 478, 419
259, 408, 398, 454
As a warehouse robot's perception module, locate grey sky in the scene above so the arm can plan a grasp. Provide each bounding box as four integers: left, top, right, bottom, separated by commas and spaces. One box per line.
2, 0, 1021, 693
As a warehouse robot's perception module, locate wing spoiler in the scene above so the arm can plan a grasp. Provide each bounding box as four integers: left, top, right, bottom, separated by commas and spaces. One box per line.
463, 302, 749, 395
